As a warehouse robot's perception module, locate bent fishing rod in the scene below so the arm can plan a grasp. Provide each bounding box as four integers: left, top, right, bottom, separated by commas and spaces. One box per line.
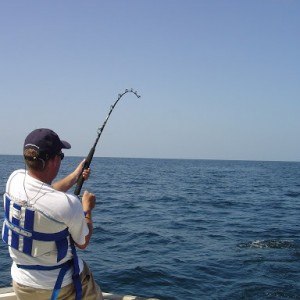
74, 89, 141, 196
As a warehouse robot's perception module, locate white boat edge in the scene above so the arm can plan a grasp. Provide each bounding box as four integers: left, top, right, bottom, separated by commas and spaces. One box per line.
0, 286, 159, 300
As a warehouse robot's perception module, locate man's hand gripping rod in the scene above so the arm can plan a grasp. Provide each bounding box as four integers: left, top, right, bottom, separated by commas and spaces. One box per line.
74, 89, 141, 196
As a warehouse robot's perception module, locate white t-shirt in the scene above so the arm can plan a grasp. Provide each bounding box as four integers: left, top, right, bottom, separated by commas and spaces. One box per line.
5, 169, 89, 289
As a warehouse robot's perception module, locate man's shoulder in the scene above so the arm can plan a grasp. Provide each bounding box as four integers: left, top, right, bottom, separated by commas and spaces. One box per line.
6, 169, 26, 192
8, 169, 25, 180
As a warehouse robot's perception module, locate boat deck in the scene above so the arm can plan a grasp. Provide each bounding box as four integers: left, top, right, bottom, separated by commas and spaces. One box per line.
0, 287, 159, 300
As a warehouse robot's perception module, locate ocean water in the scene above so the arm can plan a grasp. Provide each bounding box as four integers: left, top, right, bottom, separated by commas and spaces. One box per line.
0, 155, 299, 300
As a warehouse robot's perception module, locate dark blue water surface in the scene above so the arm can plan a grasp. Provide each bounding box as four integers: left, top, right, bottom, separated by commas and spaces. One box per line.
0, 155, 300, 299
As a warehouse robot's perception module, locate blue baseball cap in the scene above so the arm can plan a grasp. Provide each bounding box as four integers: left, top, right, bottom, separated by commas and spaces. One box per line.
24, 128, 71, 159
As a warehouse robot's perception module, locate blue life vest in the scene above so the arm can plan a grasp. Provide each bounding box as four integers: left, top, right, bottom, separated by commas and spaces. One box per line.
2, 193, 82, 300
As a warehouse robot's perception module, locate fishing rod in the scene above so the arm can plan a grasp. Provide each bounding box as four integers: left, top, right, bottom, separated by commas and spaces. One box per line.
74, 89, 141, 196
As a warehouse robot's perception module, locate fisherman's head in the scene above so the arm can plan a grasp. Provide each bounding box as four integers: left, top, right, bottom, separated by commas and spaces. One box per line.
23, 128, 71, 171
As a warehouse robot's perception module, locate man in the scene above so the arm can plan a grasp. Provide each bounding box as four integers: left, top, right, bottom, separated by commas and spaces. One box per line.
2, 128, 103, 300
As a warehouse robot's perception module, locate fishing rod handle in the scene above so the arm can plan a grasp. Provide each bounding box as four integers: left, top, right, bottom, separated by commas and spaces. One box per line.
74, 175, 84, 196
74, 148, 95, 196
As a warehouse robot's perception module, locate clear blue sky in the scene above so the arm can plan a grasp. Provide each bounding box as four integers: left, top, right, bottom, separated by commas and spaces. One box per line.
1, 0, 299, 161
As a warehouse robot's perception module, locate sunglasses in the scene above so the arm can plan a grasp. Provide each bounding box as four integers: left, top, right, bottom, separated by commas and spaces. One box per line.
57, 152, 64, 160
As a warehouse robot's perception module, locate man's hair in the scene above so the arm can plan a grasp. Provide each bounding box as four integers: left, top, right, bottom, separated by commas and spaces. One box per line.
24, 148, 48, 171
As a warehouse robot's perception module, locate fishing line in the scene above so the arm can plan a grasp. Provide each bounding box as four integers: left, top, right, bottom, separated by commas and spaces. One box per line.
74, 89, 141, 196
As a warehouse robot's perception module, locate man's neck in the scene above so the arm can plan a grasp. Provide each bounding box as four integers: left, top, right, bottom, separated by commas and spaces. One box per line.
27, 169, 53, 185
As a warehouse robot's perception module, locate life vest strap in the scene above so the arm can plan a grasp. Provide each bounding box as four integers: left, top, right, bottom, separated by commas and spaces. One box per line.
16, 259, 73, 271
71, 240, 82, 300
4, 218, 69, 241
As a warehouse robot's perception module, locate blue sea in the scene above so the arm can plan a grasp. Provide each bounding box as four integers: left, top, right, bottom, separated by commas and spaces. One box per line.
0, 155, 299, 299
